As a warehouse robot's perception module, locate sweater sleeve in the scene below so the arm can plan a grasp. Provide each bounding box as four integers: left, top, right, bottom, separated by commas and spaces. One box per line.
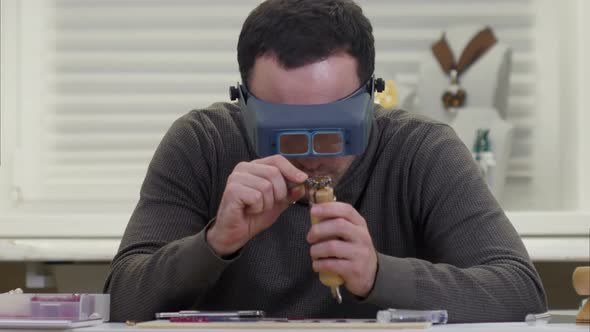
103, 114, 236, 322
364, 123, 547, 323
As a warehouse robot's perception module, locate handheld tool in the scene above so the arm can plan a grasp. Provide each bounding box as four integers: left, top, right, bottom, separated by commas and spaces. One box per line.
306, 176, 343, 304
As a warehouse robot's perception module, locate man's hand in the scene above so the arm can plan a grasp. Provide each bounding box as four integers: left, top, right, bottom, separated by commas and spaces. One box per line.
207, 155, 308, 257
306, 202, 378, 298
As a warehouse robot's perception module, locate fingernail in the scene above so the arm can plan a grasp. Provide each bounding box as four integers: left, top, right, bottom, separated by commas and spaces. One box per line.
311, 206, 322, 215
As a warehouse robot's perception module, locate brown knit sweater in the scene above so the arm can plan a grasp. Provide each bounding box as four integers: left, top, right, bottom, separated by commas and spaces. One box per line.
104, 103, 546, 323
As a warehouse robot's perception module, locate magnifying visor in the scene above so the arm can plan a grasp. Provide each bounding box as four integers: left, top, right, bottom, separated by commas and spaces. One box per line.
277, 130, 344, 157
230, 76, 384, 158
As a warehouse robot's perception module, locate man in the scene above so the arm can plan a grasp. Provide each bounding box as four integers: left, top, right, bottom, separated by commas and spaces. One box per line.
104, 0, 546, 323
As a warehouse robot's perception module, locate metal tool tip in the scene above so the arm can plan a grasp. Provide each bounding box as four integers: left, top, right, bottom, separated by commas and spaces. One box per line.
336, 287, 342, 304
331, 286, 342, 304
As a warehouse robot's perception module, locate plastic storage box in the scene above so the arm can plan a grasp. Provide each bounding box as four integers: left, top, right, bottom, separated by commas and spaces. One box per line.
0, 293, 109, 322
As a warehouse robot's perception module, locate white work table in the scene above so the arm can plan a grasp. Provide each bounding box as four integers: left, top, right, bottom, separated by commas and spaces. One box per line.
1, 322, 588, 332
92, 322, 587, 331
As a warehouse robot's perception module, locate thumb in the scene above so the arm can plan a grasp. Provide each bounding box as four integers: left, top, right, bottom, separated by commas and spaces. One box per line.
276, 185, 306, 212
287, 184, 306, 203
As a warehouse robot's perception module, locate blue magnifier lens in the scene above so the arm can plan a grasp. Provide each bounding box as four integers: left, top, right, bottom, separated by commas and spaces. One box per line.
312, 132, 343, 154
278, 133, 310, 155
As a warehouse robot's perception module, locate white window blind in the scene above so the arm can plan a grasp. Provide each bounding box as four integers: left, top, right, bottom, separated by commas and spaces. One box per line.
15, 0, 542, 210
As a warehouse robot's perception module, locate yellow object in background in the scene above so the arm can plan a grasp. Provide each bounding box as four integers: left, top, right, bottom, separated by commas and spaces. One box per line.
374, 79, 398, 108
573, 267, 590, 324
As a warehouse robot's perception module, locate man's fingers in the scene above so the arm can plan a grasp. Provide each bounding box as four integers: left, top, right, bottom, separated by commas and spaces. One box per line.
226, 182, 264, 214
306, 218, 357, 244
236, 161, 289, 202
311, 257, 351, 276
310, 244, 370, 283
254, 155, 308, 184
310, 202, 365, 226
287, 184, 306, 202
230, 172, 274, 212
309, 239, 355, 260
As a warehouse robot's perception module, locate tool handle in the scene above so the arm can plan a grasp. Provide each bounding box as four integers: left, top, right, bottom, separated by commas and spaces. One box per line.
573, 267, 590, 295
310, 187, 344, 288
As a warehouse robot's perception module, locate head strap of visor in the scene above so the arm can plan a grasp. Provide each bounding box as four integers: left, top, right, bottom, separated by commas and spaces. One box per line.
229, 76, 385, 102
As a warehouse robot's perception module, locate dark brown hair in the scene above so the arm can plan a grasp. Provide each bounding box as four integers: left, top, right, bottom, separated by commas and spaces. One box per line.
237, 0, 375, 86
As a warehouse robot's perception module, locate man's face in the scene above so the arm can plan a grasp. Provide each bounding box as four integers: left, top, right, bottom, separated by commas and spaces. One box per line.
249, 53, 360, 186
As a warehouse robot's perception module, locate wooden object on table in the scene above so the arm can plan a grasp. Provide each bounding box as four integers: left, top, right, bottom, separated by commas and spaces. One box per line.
573, 266, 590, 324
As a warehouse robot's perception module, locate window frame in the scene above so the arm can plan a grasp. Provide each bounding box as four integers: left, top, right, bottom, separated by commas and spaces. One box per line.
0, 0, 588, 241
